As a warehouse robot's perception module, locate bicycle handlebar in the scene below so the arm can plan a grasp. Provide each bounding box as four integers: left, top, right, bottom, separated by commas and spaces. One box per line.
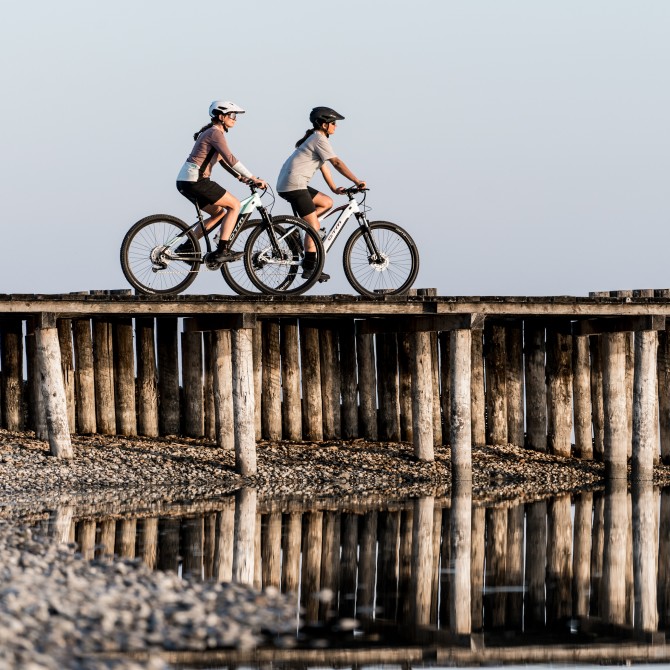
344, 186, 369, 195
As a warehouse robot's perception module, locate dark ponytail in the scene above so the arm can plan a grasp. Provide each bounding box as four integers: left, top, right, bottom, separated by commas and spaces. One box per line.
294, 128, 316, 148
193, 121, 214, 141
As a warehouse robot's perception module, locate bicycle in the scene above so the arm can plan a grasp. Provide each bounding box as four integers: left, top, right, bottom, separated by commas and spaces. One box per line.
251, 187, 419, 297
120, 183, 325, 296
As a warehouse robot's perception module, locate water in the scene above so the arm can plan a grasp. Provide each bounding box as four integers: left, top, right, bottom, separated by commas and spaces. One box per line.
26, 482, 670, 666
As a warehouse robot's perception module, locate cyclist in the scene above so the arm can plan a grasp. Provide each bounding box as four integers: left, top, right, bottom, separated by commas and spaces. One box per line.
277, 106, 366, 281
176, 100, 267, 264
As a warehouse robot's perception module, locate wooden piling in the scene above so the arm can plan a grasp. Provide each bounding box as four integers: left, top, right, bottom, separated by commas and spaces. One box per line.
300, 320, 323, 441
1, 319, 24, 431
430, 332, 443, 446
546, 328, 573, 457
25, 321, 46, 439
319, 326, 341, 440
484, 322, 507, 446
113, 317, 137, 436
182, 329, 204, 438
57, 319, 76, 432
450, 329, 472, 478
261, 319, 282, 441
657, 289, 670, 464
279, 319, 302, 442
602, 333, 629, 479
135, 318, 159, 437
632, 329, 658, 480
72, 319, 96, 434
377, 333, 400, 441
410, 331, 434, 461
252, 326, 262, 441
573, 335, 593, 459
232, 328, 256, 475
212, 329, 234, 450
438, 332, 450, 444
590, 335, 605, 461
203, 334, 215, 441
506, 320, 525, 448
524, 322, 547, 452
356, 329, 378, 440
398, 332, 413, 443
156, 317, 180, 436
339, 320, 358, 440
470, 329, 486, 447
92, 317, 116, 434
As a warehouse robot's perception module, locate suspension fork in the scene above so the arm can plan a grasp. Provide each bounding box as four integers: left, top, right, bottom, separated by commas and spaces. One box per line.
356, 214, 383, 260
257, 205, 284, 253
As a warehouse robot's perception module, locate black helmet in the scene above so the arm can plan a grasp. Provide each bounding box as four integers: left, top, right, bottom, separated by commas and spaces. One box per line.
309, 106, 345, 126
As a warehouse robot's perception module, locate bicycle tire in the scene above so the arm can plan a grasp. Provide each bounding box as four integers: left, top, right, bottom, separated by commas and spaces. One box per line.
244, 216, 325, 295
120, 214, 200, 295
219, 220, 262, 296
343, 221, 419, 297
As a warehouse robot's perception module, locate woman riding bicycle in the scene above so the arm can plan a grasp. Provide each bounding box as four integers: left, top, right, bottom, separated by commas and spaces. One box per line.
176, 100, 267, 264
277, 106, 366, 281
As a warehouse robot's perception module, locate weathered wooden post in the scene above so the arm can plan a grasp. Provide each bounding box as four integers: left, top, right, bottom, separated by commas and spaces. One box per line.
484, 322, 507, 445
632, 326, 658, 480
601, 480, 628, 624
377, 333, 400, 441
72, 319, 96, 434
339, 320, 358, 440
546, 327, 573, 457
232, 487, 257, 585
449, 479, 472, 634
212, 329, 234, 451
356, 327, 378, 440
300, 319, 323, 441
182, 327, 204, 438
524, 322, 547, 452
57, 319, 76, 432
470, 328, 486, 446
438, 332, 450, 444
573, 334, 593, 459
657, 288, 670, 464
506, 320, 525, 447
203, 334, 215, 441
157, 317, 180, 436
92, 316, 116, 434
451, 328, 472, 479
279, 319, 302, 441
135, 318, 159, 437
261, 319, 282, 441
603, 332, 629, 479
398, 332, 413, 442
632, 481, 658, 632
319, 325, 341, 440
410, 330, 434, 461
1, 319, 24, 431
590, 335, 606, 460
572, 492, 593, 617
252, 326, 262, 441
612, 290, 635, 457
35, 314, 73, 458
25, 320, 47, 439
232, 322, 257, 475
113, 317, 137, 436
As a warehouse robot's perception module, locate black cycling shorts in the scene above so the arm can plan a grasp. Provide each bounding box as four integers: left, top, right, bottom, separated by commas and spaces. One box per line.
278, 186, 319, 217
176, 179, 227, 207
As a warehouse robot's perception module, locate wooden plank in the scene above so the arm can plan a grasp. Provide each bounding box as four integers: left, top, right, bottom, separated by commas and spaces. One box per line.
357, 313, 485, 335
572, 316, 665, 336
183, 313, 257, 332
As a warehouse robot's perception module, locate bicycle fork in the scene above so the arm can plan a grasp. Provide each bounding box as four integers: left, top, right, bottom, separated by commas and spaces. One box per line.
357, 215, 384, 262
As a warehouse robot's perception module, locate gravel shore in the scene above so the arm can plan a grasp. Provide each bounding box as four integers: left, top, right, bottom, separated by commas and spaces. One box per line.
2, 428, 670, 669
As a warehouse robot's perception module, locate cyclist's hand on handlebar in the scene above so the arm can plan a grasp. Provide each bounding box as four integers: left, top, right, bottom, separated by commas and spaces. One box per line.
252, 177, 268, 189
356, 181, 367, 190
333, 186, 347, 195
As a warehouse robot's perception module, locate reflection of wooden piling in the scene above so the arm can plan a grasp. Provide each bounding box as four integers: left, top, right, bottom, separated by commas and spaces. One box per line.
411, 497, 434, 627
450, 480, 472, 634
356, 331, 377, 440
357, 511, 378, 620
547, 495, 572, 622
546, 329, 572, 457
262, 512, 282, 588
601, 480, 628, 624
113, 318, 136, 436
76, 520, 96, 561
300, 320, 323, 441
632, 329, 658, 480
50, 505, 74, 545
93, 317, 116, 435
506, 504, 524, 629
1, 319, 24, 431
632, 481, 658, 632
138, 517, 158, 569
485, 323, 507, 446
203, 513, 216, 580
182, 330, 204, 438
73, 319, 96, 434
157, 518, 181, 572
116, 519, 137, 559
279, 320, 302, 441
658, 490, 670, 626
451, 330, 472, 477
232, 329, 256, 475
157, 318, 180, 435
524, 501, 547, 629
320, 326, 341, 440
506, 321, 524, 447
182, 516, 204, 580
320, 511, 341, 619
485, 507, 507, 628
340, 513, 359, 619
261, 320, 282, 441
411, 331, 434, 461
573, 492, 593, 617
233, 488, 257, 585
339, 320, 358, 440
524, 323, 547, 452
213, 502, 234, 582
377, 333, 400, 441
97, 519, 116, 561
377, 511, 400, 621
573, 335, 593, 459
281, 512, 302, 594
590, 493, 604, 616
212, 330, 234, 450
302, 512, 324, 623
136, 318, 158, 437
470, 506, 485, 631
603, 333, 629, 479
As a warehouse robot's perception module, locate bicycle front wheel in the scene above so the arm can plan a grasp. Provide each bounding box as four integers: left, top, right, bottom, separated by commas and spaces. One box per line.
120, 214, 200, 295
343, 221, 419, 296
220, 220, 262, 296
244, 217, 325, 295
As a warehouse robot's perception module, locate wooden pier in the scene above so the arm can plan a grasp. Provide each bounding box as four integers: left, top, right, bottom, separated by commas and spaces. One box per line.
2, 289, 670, 479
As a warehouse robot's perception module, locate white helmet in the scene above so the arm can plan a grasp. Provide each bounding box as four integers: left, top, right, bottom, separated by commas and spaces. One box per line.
209, 100, 246, 118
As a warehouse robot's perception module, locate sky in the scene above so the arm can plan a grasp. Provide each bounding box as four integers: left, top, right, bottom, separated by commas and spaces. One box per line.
1, 0, 669, 298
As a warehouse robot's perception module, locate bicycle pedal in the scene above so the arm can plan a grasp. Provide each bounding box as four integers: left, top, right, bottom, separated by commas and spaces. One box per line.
317, 272, 331, 283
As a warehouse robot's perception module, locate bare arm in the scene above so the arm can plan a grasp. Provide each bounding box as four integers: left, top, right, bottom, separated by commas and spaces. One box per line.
329, 157, 366, 188
319, 163, 345, 194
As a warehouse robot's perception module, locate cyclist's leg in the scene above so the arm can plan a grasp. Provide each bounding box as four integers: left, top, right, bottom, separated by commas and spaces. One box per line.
209, 192, 240, 241
278, 188, 320, 252
177, 179, 228, 240
311, 189, 333, 218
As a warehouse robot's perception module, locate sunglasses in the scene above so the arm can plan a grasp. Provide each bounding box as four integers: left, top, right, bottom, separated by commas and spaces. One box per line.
226, 112, 237, 120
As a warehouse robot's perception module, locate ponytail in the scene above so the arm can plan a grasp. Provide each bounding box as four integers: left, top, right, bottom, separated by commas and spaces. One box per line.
193, 121, 214, 141
294, 128, 316, 148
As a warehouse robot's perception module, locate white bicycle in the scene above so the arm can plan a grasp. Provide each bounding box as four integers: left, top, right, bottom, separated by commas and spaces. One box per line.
247, 187, 420, 296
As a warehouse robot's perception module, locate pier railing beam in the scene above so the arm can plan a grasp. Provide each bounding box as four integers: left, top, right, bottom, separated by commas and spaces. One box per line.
35, 313, 73, 458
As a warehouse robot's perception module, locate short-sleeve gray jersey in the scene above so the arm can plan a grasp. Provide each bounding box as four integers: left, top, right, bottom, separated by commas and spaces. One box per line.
276, 132, 337, 192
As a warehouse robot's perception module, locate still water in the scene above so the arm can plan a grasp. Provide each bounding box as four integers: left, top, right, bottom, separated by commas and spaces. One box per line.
35, 483, 670, 666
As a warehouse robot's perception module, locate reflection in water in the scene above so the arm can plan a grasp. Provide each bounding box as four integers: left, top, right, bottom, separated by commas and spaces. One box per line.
44, 483, 670, 659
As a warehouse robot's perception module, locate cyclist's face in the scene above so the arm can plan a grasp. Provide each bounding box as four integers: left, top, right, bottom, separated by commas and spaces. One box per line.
222, 113, 237, 129
324, 121, 337, 133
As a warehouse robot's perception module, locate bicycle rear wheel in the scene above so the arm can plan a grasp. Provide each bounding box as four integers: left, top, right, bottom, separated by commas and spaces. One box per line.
244, 217, 325, 295
120, 214, 200, 295
343, 221, 419, 296
220, 220, 261, 296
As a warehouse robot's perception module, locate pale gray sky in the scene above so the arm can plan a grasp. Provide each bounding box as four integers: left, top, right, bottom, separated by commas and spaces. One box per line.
1, 0, 668, 297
